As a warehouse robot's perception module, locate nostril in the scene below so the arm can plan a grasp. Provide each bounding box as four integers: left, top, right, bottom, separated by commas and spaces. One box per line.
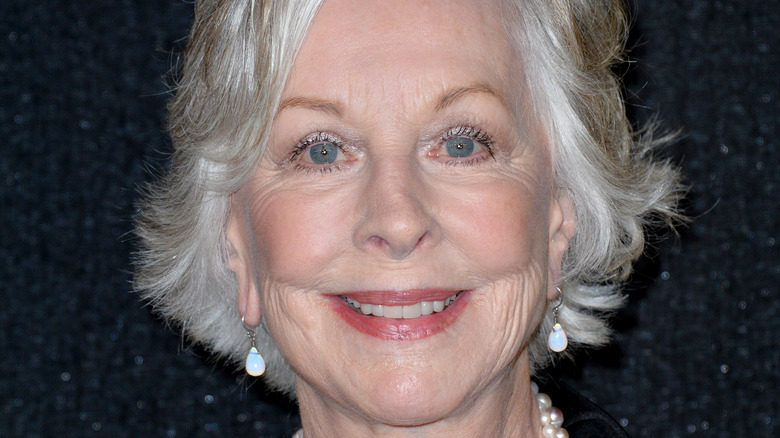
366, 235, 386, 248
364, 230, 428, 260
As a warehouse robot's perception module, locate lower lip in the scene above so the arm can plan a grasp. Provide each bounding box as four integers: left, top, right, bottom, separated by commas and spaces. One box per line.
328, 291, 470, 341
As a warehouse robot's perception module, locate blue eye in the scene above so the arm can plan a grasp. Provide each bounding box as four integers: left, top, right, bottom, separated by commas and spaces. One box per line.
309, 142, 340, 164
445, 137, 475, 157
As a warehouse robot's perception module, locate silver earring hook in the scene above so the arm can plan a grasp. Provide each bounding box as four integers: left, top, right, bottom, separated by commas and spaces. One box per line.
241, 315, 257, 349
552, 287, 563, 321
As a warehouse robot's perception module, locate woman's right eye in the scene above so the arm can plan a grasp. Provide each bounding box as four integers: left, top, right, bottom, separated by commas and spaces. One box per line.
303, 141, 345, 165
288, 132, 352, 172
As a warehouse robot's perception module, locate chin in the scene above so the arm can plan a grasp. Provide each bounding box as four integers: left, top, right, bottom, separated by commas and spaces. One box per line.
354, 367, 466, 426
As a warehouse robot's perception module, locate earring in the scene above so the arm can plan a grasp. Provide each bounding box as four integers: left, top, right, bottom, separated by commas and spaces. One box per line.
547, 287, 568, 353
242, 316, 266, 377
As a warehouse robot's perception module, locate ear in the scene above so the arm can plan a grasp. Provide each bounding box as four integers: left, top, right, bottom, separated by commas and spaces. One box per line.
226, 196, 262, 326
547, 191, 577, 300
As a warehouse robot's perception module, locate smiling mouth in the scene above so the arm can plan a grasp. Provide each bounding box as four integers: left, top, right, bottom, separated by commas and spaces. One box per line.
340, 291, 464, 319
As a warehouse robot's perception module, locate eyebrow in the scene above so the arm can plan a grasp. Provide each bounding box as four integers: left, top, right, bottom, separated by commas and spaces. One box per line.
276, 83, 508, 118
276, 96, 343, 117
435, 84, 509, 112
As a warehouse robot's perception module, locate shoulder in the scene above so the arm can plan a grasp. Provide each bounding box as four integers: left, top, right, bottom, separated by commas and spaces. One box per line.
538, 378, 631, 438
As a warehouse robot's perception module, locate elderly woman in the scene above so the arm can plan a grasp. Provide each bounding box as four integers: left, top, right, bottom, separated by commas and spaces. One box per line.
135, 0, 683, 436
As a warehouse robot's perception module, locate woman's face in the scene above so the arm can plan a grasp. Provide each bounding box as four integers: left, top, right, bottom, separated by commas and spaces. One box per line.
228, 0, 574, 429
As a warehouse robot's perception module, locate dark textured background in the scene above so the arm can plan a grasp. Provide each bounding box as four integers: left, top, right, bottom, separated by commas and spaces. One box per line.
1, 1, 777, 437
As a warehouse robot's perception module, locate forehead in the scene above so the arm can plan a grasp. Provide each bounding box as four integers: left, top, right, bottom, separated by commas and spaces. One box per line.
285, 0, 518, 106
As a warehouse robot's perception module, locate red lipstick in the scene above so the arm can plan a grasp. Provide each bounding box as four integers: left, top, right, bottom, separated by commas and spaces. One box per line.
327, 289, 470, 341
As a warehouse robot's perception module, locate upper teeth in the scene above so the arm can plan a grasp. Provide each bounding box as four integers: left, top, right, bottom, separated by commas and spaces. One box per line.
342, 292, 461, 319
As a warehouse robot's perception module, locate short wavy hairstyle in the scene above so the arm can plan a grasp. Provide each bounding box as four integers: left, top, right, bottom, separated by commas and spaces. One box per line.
134, 0, 684, 394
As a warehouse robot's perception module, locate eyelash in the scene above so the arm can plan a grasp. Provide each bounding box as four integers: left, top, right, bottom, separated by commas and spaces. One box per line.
285, 125, 496, 173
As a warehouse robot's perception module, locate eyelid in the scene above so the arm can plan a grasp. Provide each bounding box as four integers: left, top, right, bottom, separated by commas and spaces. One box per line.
443, 126, 493, 145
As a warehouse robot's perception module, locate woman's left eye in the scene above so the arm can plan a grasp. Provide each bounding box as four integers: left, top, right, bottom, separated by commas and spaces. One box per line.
434, 127, 493, 162
445, 137, 476, 157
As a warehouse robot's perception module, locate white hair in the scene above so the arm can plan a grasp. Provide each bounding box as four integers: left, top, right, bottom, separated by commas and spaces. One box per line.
134, 0, 684, 394
500, 0, 684, 368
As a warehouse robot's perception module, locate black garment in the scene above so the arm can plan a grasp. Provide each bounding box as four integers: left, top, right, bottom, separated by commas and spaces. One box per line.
538, 379, 630, 438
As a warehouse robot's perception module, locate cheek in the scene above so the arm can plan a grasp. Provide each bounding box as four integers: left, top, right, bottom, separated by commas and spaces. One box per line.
442, 176, 550, 273
248, 188, 351, 284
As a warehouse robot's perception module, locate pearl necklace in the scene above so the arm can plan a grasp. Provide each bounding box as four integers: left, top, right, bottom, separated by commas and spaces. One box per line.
532, 381, 569, 438
291, 381, 568, 438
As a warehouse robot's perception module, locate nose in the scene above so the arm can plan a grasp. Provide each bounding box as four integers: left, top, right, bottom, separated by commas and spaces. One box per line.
353, 159, 440, 260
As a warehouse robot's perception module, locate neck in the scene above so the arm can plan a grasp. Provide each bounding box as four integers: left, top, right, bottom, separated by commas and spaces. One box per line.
295, 358, 542, 438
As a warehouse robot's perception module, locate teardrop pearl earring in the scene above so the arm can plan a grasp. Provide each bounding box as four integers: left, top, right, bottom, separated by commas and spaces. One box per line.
547, 287, 568, 353
242, 316, 266, 377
